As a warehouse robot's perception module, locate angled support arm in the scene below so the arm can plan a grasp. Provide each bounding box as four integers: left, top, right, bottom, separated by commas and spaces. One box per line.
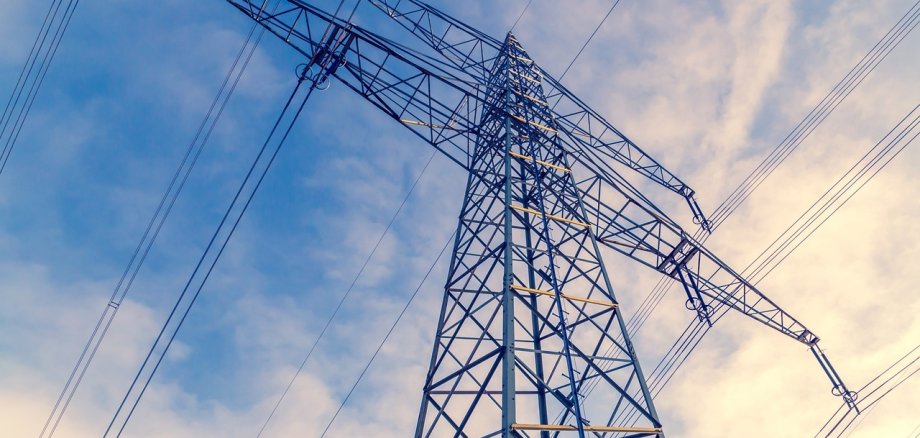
368, 0, 711, 229
541, 73, 712, 230
225, 0, 850, 409
226, 0, 491, 170
578, 172, 815, 343
368, 0, 502, 81
573, 171, 856, 406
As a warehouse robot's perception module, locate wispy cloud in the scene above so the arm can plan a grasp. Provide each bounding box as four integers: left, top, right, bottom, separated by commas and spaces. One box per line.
0, 0, 917, 437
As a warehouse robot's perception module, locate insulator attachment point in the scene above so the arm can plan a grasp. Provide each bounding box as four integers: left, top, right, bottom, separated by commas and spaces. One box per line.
700, 304, 715, 317
684, 297, 702, 311
694, 216, 713, 233
844, 391, 858, 403
295, 63, 311, 80
833, 385, 858, 402
295, 63, 331, 90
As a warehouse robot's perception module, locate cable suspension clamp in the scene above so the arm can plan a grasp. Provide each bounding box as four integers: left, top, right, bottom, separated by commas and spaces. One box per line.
299, 24, 354, 89
684, 193, 712, 233
810, 345, 859, 411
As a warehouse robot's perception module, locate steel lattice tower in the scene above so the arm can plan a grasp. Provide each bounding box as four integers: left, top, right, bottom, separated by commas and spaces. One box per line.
416, 34, 661, 436
225, 1, 858, 436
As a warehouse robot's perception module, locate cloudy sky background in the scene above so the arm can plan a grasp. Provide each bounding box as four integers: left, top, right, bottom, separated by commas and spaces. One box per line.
0, 0, 918, 436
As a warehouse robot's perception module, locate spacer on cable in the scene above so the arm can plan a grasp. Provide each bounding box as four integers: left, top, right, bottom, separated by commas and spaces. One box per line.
295, 63, 311, 80
831, 385, 847, 397
700, 304, 715, 317
844, 391, 859, 403
693, 216, 713, 232
684, 297, 702, 311
312, 73, 332, 90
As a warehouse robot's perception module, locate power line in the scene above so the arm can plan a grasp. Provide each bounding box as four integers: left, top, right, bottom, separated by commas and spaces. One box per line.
624, 0, 920, 342
257, 0, 537, 433
840, 401, 880, 438
614, 104, 920, 430
0, 1, 59, 130
23, 0, 911, 433
106, 1, 363, 432
509, 0, 532, 32
0, 0, 81, 178
558, 0, 621, 80
819, 342, 920, 437
906, 420, 920, 438
253, 149, 438, 437
39, 8, 274, 436
104, 68, 318, 438
660, 103, 920, 394
748, 111, 920, 283
601, 103, 920, 428
589, 1, 920, 406
319, 231, 455, 437
253, 1, 541, 433
857, 343, 920, 395
834, 367, 920, 437
707, 0, 920, 227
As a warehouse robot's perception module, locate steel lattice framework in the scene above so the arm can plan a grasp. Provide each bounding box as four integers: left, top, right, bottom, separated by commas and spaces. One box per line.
225, 1, 857, 436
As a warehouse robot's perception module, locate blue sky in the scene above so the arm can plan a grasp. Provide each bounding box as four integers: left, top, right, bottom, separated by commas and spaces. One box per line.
1, 0, 919, 437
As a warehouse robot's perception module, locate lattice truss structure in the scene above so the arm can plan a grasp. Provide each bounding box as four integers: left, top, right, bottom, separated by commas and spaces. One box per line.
224, 1, 857, 436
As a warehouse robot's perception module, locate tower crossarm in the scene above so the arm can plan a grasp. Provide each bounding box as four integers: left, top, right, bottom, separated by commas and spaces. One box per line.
227, 0, 711, 227
572, 173, 858, 409
575, 173, 857, 406
368, 0, 503, 80
368, 0, 711, 228
225, 0, 857, 421
226, 0, 495, 170
577, 172, 817, 344
541, 73, 711, 230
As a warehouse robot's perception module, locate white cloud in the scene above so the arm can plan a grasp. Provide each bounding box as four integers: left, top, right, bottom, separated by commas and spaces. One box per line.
0, 0, 917, 437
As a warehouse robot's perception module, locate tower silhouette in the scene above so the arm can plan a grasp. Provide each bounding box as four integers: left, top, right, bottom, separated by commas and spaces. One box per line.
225, 1, 857, 436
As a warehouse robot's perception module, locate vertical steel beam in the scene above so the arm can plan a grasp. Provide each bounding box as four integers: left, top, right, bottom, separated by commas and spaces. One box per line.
500, 44, 518, 436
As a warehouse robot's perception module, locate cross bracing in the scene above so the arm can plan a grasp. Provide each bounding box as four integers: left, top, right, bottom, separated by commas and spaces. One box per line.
218, 1, 861, 436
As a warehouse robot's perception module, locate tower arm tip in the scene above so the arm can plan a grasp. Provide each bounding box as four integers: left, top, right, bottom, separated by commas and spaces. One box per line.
684, 194, 712, 233
810, 344, 860, 411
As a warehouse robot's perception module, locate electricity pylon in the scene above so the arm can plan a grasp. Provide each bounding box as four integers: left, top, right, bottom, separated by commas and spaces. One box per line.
226, 1, 857, 436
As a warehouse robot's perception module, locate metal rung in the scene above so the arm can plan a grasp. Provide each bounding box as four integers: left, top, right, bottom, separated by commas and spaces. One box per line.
511, 284, 616, 308
428, 390, 543, 395
447, 288, 501, 295
508, 150, 571, 173
400, 118, 461, 131
510, 114, 558, 133
510, 204, 589, 228
510, 53, 533, 64
512, 71, 541, 84
511, 88, 548, 106
511, 423, 662, 434
512, 346, 628, 362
